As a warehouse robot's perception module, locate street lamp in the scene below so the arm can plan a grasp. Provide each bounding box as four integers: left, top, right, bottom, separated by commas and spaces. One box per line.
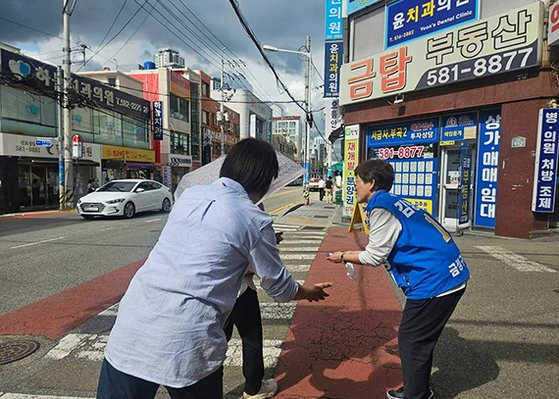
263, 37, 312, 194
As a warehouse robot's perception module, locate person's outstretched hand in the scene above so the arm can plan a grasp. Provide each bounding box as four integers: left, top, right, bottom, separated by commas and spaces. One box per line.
294, 282, 333, 302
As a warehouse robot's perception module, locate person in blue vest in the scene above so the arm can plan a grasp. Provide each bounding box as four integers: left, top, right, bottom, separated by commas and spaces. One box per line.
327, 159, 469, 399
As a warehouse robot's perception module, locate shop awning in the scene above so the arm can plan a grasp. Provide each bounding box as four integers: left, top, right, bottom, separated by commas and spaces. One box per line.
330, 162, 343, 171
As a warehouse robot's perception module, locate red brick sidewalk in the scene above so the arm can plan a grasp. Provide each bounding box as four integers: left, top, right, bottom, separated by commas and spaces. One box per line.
275, 227, 403, 399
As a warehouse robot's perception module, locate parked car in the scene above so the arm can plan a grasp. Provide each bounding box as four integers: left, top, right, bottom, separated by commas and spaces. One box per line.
76, 179, 172, 220
308, 174, 321, 191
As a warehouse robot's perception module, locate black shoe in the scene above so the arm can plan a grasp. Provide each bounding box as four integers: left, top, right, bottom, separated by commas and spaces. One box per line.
386, 387, 434, 399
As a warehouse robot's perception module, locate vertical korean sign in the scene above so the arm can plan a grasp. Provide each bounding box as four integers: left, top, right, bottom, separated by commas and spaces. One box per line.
458, 142, 472, 224
343, 125, 360, 217
325, 0, 343, 40
153, 101, 163, 141
324, 40, 343, 97
474, 110, 501, 228
532, 109, 559, 213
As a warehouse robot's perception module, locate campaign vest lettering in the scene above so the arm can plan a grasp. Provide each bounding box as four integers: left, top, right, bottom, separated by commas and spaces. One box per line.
366, 191, 470, 299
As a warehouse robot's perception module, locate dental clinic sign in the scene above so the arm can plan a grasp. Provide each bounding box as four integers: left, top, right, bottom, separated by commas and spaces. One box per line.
532, 109, 559, 213
340, 2, 543, 105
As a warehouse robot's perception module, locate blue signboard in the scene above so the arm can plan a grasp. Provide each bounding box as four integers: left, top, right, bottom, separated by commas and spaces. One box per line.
153, 101, 163, 141
386, 0, 479, 49
35, 139, 53, 147
458, 142, 472, 224
324, 41, 343, 97
474, 109, 501, 228
348, 0, 383, 15
532, 109, 559, 213
441, 112, 477, 142
366, 118, 439, 147
388, 157, 438, 216
325, 0, 343, 40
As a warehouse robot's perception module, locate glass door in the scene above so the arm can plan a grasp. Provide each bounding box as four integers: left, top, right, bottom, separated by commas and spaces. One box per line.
439, 147, 461, 231
31, 165, 46, 207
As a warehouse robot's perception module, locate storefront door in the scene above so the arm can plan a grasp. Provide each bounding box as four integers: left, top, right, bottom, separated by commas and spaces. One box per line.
439, 144, 473, 231
18, 163, 59, 210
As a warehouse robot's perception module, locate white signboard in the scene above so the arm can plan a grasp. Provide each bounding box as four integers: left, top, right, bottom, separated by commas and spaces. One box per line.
0, 132, 100, 161
249, 114, 257, 139
549, 2, 559, 46
340, 2, 543, 105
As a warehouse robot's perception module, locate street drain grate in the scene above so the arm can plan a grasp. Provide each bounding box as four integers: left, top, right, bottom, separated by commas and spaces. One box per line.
0, 340, 40, 365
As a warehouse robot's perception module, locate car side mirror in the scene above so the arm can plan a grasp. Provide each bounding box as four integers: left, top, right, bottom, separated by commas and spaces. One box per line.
135, 188, 145, 193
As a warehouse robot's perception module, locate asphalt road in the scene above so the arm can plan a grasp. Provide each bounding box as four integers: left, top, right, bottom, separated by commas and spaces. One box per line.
0, 186, 304, 317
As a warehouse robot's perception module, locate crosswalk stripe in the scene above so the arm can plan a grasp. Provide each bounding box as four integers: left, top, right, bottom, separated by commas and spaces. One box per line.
476, 246, 557, 273
279, 246, 320, 252
46, 333, 96, 360
285, 264, 310, 272
254, 279, 305, 290
260, 302, 297, 319
224, 339, 283, 368
281, 254, 316, 260
281, 240, 323, 245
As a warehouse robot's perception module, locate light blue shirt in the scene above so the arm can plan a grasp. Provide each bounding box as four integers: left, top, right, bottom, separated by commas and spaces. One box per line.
104, 178, 298, 388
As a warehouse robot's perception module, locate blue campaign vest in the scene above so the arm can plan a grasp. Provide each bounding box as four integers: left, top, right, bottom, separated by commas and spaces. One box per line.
366, 191, 470, 299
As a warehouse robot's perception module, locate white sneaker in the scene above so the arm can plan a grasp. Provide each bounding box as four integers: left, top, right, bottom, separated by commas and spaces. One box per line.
243, 379, 278, 399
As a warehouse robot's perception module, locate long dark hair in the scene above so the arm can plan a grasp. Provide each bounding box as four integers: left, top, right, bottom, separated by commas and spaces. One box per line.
220, 139, 279, 197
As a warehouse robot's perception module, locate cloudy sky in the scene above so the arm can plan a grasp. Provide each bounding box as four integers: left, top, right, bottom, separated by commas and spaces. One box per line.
0, 0, 330, 136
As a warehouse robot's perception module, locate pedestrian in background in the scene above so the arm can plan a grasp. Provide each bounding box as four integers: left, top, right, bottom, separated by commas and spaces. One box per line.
96, 139, 332, 399
318, 177, 325, 201
325, 177, 333, 204
327, 159, 469, 399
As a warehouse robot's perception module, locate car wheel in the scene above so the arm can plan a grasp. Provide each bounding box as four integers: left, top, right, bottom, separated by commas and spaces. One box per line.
124, 202, 135, 219
161, 198, 172, 212
81, 215, 94, 220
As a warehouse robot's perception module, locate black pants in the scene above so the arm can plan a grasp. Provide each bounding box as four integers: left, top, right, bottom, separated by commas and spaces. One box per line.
96, 358, 223, 399
398, 288, 465, 399
319, 188, 325, 201
223, 287, 264, 395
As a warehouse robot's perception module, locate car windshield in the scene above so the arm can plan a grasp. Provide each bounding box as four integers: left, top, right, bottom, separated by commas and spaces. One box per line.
97, 181, 136, 192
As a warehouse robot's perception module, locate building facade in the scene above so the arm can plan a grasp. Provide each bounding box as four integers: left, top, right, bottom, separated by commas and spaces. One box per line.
0, 46, 152, 214
219, 88, 272, 142
272, 116, 302, 161
339, 0, 559, 238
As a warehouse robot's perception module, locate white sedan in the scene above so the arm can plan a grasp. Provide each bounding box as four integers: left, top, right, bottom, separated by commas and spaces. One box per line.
77, 179, 173, 220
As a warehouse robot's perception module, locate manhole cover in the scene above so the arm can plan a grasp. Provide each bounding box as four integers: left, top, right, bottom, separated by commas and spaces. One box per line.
0, 340, 40, 365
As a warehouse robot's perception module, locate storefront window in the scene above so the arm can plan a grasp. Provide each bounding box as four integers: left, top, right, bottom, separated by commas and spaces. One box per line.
122, 116, 149, 149
72, 106, 94, 142
94, 109, 122, 146
170, 131, 190, 155
170, 94, 189, 122
1, 85, 55, 126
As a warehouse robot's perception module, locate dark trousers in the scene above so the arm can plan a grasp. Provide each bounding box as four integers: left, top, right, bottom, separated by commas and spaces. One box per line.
96, 359, 223, 399
319, 188, 325, 201
223, 287, 264, 395
398, 288, 465, 399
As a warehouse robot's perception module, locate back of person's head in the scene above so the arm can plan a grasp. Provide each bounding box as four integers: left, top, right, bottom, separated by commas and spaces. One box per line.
220, 139, 279, 198
355, 159, 394, 192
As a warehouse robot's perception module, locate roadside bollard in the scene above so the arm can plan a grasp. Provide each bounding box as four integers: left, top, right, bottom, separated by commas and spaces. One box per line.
303, 189, 310, 205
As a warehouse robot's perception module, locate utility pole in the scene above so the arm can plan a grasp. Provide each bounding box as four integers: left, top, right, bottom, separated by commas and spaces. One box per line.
304, 35, 312, 192
62, 0, 74, 208
56, 66, 64, 210
220, 48, 226, 156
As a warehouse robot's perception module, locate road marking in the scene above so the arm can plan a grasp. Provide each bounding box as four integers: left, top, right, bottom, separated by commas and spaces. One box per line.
254, 280, 304, 290
260, 302, 297, 320
144, 218, 161, 223
225, 339, 283, 368
281, 240, 323, 245
98, 303, 119, 316
285, 264, 310, 272
0, 395, 93, 399
10, 236, 65, 249
281, 254, 316, 260
98, 226, 114, 232
477, 246, 557, 273
46, 333, 96, 360
280, 246, 320, 252
269, 202, 298, 216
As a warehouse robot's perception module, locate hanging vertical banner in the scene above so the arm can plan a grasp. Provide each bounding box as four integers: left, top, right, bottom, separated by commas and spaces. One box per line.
343, 125, 360, 217
325, 0, 343, 40
474, 109, 501, 228
324, 40, 344, 97
458, 141, 472, 224
153, 101, 163, 141
532, 108, 559, 213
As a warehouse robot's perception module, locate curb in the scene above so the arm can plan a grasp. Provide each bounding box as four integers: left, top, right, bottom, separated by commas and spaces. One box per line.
279, 202, 305, 217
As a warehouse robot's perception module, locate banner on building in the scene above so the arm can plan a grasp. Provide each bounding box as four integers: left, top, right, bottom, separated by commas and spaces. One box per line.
441, 112, 477, 142
343, 125, 360, 217
548, 2, 559, 46
366, 118, 439, 147
102, 145, 155, 163
325, 0, 343, 40
347, 0, 382, 16
153, 101, 163, 140
458, 141, 472, 224
386, 0, 479, 48
325, 98, 341, 139
340, 2, 543, 106
474, 109, 501, 228
0, 49, 57, 91
324, 40, 344, 98
532, 108, 559, 213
